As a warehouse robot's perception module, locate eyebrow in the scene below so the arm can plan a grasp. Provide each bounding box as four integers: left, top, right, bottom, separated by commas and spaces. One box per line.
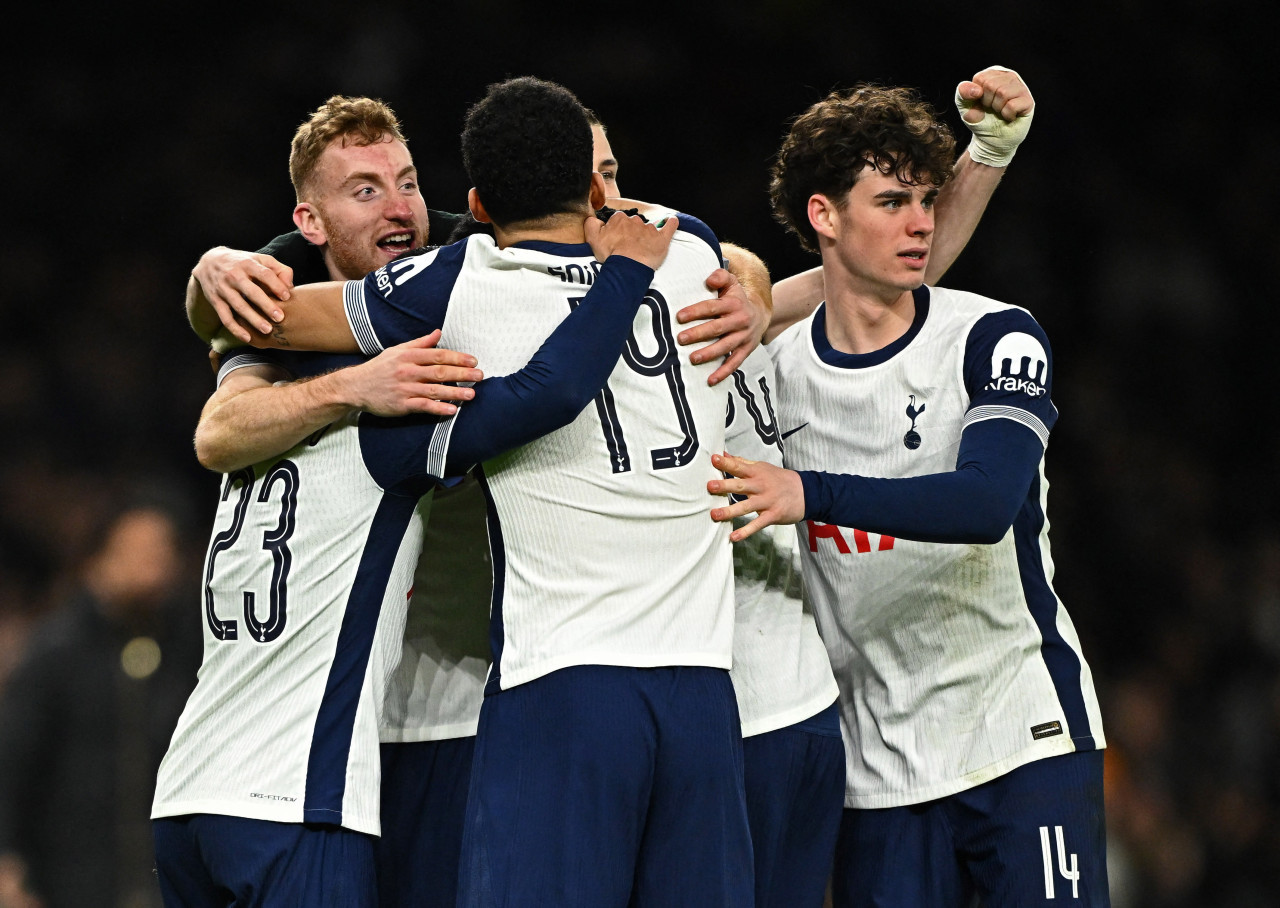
873, 187, 940, 202
340, 165, 418, 188
596, 157, 618, 171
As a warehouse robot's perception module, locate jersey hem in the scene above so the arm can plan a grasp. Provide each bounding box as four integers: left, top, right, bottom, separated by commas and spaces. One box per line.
496, 650, 733, 691
150, 799, 380, 837
739, 683, 841, 738
843, 736, 1099, 809
379, 719, 480, 743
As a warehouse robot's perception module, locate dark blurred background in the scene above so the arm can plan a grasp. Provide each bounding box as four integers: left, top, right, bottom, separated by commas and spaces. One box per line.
0, 1, 1272, 905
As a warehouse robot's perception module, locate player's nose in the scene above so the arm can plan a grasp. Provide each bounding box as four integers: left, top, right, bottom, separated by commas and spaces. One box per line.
908, 204, 935, 236
385, 194, 414, 221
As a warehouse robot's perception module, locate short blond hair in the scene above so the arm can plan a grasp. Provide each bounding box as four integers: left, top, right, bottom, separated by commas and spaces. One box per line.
289, 96, 408, 202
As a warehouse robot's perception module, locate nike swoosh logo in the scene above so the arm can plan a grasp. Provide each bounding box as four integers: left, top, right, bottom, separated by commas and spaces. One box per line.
780, 423, 809, 440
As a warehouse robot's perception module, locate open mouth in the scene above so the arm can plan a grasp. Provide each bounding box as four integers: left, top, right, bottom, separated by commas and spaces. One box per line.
378, 232, 415, 254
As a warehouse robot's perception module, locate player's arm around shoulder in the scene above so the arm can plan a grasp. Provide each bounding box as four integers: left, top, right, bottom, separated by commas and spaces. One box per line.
202, 279, 356, 354
604, 201, 769, 383
186, 245, 293, 344
195, 335, 483, 474
195, 359, 315, 473
673, 219, 771, 385
767, 266, 823, 343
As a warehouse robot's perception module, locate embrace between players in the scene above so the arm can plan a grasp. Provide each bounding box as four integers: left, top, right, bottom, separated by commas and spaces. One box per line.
155, 67, 1110, 908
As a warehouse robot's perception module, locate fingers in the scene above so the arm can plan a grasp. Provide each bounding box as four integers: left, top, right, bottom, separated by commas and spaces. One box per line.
241, 259, 292, 303
676, 296, 729, 327
427, 384, 476, 402
968, 67, 1034, 121
218, 280, 283, 333
397, 332, 481, 372
223, 292, 278, 336
955, 66, 1034, 167
679, 315, 748, 348
414, 353, 482, 373
416, 400, 461, 416
677, 303, 750, 351
419, 363, 483, 384
709, 499, 757, 522
406, 329, 443, 347
703, 267, 734, 291
709, 497, 768, 541
586, 211, 674, 269
402, 335, 481, 371
708, 342, 752, 386
206, 297, 254, 344
409, 364, 484, 385
197, 252, 294, 335
262, 257, 294, 290
711, 451, 755, 477
728, 517, 768, 543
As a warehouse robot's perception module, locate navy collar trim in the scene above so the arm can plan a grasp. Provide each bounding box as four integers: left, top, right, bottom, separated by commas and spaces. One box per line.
812, 285, 931, 368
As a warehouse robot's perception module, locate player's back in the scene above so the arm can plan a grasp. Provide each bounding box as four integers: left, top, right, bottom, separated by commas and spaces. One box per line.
438, 221, 733, 692
152, 407, 426, 835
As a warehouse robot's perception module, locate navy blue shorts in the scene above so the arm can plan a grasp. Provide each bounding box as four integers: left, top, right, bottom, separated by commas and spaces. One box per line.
377, 736, 475, 907
743, 699, 844, 908
832, 750, 1110, 908
152, 814, 376, 907
457, 664, 752, 908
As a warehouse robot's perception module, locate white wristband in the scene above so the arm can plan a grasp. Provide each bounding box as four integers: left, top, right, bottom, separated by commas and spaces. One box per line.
955, 66, 1034, 168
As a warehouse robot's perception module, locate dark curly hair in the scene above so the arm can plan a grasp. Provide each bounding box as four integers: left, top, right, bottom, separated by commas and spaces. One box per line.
461, 76, 594, 227
770, 85, 956, 253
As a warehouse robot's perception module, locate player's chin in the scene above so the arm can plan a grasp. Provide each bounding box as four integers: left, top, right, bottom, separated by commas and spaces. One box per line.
890, 267, 928, 291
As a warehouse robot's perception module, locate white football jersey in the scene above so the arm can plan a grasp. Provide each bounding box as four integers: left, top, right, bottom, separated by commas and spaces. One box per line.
213, 351, 490, 747
152, 403, 438, 835
346, 222, 735, 691
770, 285, 1104, 809
723, 345, 839, 737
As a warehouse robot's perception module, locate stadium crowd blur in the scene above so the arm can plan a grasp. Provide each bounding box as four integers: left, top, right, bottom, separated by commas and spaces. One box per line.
0, 2, 1269, 905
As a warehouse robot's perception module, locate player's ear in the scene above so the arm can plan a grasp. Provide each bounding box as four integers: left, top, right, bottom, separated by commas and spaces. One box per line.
468, 188, 493, 224
808, 194, 839, 241
588, 172, 607, 211
294, 202, 327, 245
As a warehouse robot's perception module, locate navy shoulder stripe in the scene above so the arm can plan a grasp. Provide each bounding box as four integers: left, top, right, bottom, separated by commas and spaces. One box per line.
673, 212, 723, 265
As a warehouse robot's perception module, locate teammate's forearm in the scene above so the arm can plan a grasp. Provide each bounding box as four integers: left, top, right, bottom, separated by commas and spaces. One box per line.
925, 151, 1005, 285
767, 267, 824, 343
196, 372, 355, 473
798, 419, 1042, 544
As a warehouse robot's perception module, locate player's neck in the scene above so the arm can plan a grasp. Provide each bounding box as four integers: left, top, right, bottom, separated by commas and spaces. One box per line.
493, 211, 591, 249
319, 248, 358, 283
822, 279, 916, 355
